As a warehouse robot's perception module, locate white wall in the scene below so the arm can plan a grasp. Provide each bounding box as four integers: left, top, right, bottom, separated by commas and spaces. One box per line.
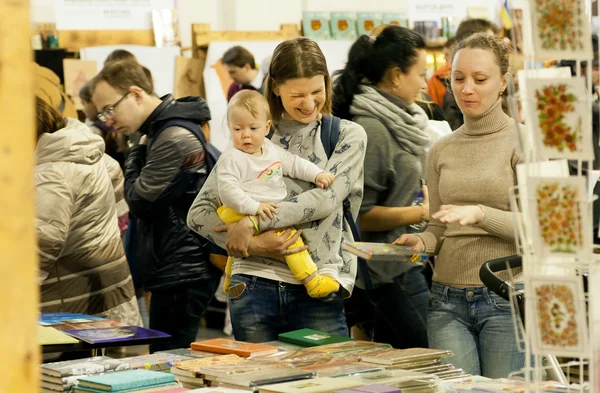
33, 0, 500, 48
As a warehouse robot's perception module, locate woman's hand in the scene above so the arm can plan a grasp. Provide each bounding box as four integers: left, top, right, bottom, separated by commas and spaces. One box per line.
394, 234, 425, 253
213, 216, 256, 258
432, 204, 485, 226
248, 229, 308, 261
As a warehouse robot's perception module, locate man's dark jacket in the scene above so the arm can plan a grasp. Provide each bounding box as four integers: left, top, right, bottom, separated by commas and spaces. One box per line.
124, 95, 220, 291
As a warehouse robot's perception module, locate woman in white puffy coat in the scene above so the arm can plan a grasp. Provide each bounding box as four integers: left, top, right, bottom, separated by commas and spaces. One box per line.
35, 98, 141, 326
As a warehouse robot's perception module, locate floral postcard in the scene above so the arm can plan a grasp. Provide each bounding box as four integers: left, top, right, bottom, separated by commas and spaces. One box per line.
527, 176, 589, 258
524, 77, 593, 160
527, 0, 593, 60
527, 275, 587, 357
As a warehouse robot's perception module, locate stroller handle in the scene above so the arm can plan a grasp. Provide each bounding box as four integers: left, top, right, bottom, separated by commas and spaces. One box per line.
479, 255, 525, 323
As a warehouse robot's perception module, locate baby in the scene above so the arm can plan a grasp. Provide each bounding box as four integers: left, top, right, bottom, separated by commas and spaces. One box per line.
216, 90, 339, 298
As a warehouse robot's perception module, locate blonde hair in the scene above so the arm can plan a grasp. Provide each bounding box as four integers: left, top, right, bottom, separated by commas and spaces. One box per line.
227, 90, 271, 123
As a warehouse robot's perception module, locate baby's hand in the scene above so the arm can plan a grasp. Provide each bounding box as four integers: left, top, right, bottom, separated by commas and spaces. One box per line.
316, 172, 335, 189
256, 202, 278, 221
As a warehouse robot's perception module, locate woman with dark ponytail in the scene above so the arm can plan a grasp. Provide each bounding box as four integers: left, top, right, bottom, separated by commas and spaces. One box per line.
333, 25, 432, 349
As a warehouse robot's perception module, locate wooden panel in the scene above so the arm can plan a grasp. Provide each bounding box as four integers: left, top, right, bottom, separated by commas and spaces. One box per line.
192, 23, 300, 51
58, 29, 155, 51
0, 0, 39, 392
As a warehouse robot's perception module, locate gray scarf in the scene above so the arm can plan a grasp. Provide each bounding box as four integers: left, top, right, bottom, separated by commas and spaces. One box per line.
349, 84, 431, 155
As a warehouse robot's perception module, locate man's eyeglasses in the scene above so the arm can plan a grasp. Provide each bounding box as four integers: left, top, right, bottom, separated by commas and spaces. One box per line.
97, 92, 131, 122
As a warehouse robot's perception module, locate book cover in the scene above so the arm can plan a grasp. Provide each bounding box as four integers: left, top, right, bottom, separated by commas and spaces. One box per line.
307, 362, 382, 378
184, 388, 248, 393
302, 12, 331, 40
171, 355, 245, 378
198, 360, 288, 380
220, 368, 316, 387
39, 313, 106, 326
356, 12, 382, 36
353, 385, 402, 393
121, 353, 194, 372
157, 348, 218, 358
41, 356, 129, 378
278, 329, 355, 348
342, 242, 426, 263
259, 377, 363, 393
40, 326, 80, 345
63, 326, 170, 344
77, 369, 176, 391
358, 348, 452, 365
260, 350, 333, 368
72, 382, 180, 393
330, 12, 356, 40
344, 369, 438, 389
259, 340, 306, 352
190, 339, 278, 357
50, 320, 126, 332
305, 341, 391, 354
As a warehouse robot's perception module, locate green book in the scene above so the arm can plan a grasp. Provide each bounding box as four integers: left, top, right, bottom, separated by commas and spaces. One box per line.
278, 328, 355, 347
76, 369, 175, 391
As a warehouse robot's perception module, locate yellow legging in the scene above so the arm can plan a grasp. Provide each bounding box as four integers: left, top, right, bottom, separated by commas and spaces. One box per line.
217, 206, 339, 298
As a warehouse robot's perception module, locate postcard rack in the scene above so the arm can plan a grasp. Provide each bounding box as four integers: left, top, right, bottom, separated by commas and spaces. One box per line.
505, 0, 599, 391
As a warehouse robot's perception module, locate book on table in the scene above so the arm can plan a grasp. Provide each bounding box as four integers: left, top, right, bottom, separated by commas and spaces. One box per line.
74, 369, 176, 391
62, 326, 170, 345
258, 376, 363, 393
218, 368, 316, 388
39, 325, 80, 345
170, 354, 245, 378
190, 338, 278, 357
277, 328, 355, 347
342, 242, 426, 263
41, 356, 130, 378
304, 340, 391, 354
358, 347, 453, 366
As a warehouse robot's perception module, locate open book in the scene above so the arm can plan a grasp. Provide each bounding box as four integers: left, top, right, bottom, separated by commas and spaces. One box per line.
342, 242, 427, 263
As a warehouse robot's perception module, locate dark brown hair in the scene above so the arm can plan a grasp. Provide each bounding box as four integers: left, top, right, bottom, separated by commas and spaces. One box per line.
454, 18, 499, 42
36, 97, 67, 138
90, 60, 154, 96
264, 37, 332, 122
104, 49, 137, 65
332, 25, 426, 119
79, 81, 92, 103
222, 46, 256, 69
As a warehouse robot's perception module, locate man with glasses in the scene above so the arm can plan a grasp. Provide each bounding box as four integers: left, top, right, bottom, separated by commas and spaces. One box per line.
89, 60, 221, 352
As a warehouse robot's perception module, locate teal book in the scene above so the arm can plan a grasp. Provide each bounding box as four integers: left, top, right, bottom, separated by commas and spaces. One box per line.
356, 12, 383, 36
76, 369, 176, 391
302, 12, 331, 40
278, 328, 355, 347
330, 12, 357, 40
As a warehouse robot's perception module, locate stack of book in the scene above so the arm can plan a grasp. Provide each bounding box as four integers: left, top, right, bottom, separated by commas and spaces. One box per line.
170, 354, 246, 389
72, 369, 180, 392
357, 347, 468, 381
41, 356, 130, 393
40, 353, 194, 392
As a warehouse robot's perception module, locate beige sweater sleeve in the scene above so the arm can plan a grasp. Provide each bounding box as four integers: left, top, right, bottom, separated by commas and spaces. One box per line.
415, 139, 446, 255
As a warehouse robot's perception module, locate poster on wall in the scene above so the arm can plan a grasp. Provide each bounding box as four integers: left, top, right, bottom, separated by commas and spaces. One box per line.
408, 0, 467, 23
55, 0, 175, 31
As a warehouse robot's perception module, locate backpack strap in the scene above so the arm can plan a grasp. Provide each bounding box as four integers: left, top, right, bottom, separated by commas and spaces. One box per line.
320, 115, 373, 290
151, 119, 220, 169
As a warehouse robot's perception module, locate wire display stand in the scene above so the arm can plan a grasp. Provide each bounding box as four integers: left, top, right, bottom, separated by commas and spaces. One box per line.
504, 0, 598, 391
